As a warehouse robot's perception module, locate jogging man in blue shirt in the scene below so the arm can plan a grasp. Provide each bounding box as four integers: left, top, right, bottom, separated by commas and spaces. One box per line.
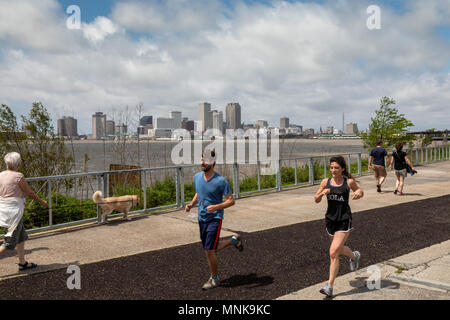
185, 148, 243, 290
368, 139, 389, 192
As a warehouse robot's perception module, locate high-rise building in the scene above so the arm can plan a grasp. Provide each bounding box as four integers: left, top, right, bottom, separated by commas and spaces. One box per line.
346, 123, 359, 134
170, 111, 182, 129
280, 117, 289, 129
92, 112, 106, 139
212, 110, 224, 133
225, 103, 241, 130
140, 116, 153, 126
57, 116, 78, 137
326, 126, 334, 134
198, 102, 212, 132
106, 120, 115, 136
155, 117, 174, 129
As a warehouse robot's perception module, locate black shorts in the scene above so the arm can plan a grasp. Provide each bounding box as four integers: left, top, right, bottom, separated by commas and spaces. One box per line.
325, 218, 353, 236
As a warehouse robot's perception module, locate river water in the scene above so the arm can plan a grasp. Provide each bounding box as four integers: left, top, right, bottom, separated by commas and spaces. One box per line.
67, 138, 368, 173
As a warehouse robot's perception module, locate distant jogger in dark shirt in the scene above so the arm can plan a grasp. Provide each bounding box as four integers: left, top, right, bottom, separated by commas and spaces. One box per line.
389, 142, 416, 196
368, 140, 389, 192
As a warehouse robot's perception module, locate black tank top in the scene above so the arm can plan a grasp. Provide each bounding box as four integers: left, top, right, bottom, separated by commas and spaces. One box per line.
325, 178, 352, 221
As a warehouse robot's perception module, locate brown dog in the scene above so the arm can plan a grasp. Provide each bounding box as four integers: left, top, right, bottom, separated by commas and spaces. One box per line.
92, 190, 139, 223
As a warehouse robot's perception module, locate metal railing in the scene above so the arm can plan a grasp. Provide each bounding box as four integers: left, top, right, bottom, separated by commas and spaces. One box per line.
2, 145, 448, 237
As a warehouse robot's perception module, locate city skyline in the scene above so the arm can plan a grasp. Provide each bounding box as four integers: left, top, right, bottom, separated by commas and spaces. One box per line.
57, 107, 364, 138
2, 0, 449, 134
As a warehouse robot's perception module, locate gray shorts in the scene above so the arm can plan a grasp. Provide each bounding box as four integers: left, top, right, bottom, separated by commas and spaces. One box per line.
395, 169, 407, 178
1, 219, 28, 250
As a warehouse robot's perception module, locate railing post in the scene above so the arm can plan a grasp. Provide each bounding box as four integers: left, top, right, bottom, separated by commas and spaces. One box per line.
48, 179, 52, 227
294, 159, 298, 186
176, 167, 180, 208
103, 174, 108, 197
276, 159, 282, 191
323, 157, 327, 180
142, 170, 147, 210
415, 149, 419, 166
180, 167, 185, 209
425, 148, 428, 164
421, 148, 424, 164
308, 157, 313, 186
357, 153, 362, 176
257, 161, 261, 191
97, 175, 102, 223
233, 163, 240, 198
347, 154, 351, 175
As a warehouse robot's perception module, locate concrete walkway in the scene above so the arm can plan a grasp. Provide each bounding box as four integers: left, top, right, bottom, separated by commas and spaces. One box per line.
278, 240, 450, 300
1, 160, 449, 300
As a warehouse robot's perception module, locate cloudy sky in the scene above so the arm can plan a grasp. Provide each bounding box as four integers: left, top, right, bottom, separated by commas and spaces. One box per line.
1, 0, 449, 134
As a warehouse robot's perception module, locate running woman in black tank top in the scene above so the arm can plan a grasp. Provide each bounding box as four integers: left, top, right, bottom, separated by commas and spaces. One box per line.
314, 156, 364, 297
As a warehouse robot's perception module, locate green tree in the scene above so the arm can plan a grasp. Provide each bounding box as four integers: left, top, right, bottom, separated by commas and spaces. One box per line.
421, 128, 435, 147
360, 97, 416, 149
0, 102, 74, 178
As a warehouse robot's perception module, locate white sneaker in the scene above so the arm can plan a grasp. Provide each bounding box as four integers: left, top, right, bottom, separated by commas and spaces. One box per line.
202, 277, 219, 290
319, 282, 333, 297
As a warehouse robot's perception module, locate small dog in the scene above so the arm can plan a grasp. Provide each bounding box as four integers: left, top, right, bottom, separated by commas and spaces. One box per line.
92, 190, 139, 223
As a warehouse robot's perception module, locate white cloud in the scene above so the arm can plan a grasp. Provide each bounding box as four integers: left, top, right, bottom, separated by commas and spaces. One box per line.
111, 0, 225, 34
0, 0, 449, 133
82, 17, 119, 45
0, 0, 78, 53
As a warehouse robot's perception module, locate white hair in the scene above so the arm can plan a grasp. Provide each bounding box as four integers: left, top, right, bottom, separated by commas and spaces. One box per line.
4, 152, 22, 170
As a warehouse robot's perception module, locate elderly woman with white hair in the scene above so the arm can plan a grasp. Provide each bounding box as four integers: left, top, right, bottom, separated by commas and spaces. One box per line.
0, 152, 47, 271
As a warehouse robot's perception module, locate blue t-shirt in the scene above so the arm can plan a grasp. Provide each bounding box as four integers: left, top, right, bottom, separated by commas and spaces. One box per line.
370, 147, 388, 166
193, 172, 232, 222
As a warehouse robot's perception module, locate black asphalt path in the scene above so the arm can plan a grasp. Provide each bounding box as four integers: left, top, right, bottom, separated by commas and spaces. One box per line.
1, 195, 449, 300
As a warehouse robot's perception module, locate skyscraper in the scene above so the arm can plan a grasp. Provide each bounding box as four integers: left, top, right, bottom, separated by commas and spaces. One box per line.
346, 123, 359, 134
170, 111, 182, 129
106, 120, 115, 136
57, 116, 78, 137
212, 110, 224, 133
225, 103, 241, 130
198, 102, 212, 132
280, 117, 289, 129
92, 112, 106, 139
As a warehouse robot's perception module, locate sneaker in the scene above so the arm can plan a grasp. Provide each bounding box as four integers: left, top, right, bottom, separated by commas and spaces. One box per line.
349, 251, 360, 271
202, 277, 219, 290
377, 185, 381, 193
394, 189, 398, 195
398, 191, 404, 196
231, 234, 244, 252
319, 282, 333, 297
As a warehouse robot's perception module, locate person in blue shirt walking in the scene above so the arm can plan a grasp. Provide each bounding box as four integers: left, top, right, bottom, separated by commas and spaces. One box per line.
368, 139, 389, 192
185, 148, 243, 290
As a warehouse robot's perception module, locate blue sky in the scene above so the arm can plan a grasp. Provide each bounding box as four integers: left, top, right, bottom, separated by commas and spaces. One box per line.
1, 0, 449, 134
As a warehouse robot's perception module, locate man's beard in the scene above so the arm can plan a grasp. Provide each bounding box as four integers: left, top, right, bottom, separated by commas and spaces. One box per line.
202, 164, 213, 172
